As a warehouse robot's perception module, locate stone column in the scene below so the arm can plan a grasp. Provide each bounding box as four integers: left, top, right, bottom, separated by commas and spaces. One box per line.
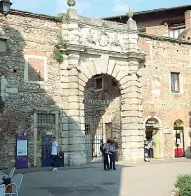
121, 61, 144, 162
67, 54, 86, 165
120, 10, 144, 162
60, 55, 70, 165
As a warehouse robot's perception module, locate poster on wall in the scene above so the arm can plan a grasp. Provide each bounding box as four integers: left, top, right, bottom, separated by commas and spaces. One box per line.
17, 140, 27, 156
16, 133, 28, 169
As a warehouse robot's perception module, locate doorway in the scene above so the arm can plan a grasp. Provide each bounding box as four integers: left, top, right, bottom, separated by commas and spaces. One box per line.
42, 135, 52, 167
145, 118, 160, 159
174, 120, 185, 157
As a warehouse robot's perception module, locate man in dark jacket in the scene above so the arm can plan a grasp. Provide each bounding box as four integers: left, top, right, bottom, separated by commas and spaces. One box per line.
113, 137, 119, 162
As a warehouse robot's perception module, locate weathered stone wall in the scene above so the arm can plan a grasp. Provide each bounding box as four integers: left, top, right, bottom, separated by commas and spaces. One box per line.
0, 12, 61, 168
0, 8, 145, 168
84, 74, 121, 148
139, 36, 191, 158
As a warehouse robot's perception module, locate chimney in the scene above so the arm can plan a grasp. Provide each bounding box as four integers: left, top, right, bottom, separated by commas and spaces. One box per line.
185, 10, 191, 29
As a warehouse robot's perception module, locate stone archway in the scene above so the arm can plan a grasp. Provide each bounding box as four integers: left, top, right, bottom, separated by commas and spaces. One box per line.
72, 54, 145, 163
60, 8, 146, 165
84, 73, 122, 163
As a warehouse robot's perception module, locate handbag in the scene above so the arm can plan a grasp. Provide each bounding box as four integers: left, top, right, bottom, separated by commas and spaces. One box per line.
3, 177, 12, 193
6, 185, 12, 193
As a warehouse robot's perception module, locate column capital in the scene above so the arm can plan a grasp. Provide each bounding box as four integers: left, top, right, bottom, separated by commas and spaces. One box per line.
68, 53, 80, 69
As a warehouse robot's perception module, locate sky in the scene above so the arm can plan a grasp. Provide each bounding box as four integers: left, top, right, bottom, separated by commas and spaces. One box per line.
11, 0, 191, 18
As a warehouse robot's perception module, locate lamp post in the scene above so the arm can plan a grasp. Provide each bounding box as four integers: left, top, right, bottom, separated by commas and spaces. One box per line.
0, 0, 12, 16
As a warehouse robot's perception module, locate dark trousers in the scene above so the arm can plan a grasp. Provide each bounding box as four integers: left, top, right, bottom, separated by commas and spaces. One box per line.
103, 153, 109, 169
109, 153, 116, 169
149, 148, 154, 158
51, 155, 58, 167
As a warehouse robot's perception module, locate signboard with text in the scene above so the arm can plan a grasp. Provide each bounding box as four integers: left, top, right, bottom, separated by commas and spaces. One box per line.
16, 133, 28, 169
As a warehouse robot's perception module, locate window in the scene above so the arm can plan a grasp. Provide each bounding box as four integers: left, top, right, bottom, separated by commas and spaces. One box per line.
94, 75, 103, 91
85, 124, 90, 135
0, 39, 7, 52
171, 73, 180, 93
169, 26, 185, 39
24, 55, 48, 83
37, 114, 55, 126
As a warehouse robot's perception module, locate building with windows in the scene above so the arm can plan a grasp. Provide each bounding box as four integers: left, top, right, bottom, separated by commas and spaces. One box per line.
0, 7, 145, 168
0, 4, 191, 169
105, 5, 191, 159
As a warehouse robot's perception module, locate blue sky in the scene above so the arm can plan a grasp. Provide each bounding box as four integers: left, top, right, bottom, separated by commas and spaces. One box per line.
11, 0, 191, 18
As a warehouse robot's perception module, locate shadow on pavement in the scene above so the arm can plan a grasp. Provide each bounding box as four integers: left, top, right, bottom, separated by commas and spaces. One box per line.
19, 163, 133, 196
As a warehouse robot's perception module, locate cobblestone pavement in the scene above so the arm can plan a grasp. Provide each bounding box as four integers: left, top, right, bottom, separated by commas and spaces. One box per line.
19, 160, 191, 196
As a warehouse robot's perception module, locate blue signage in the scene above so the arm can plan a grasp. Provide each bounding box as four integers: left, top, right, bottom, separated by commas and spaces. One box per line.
16, 133, 28, 169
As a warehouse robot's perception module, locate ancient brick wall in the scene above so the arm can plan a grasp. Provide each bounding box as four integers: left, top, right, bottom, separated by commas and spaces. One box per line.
145, 25, 168, 36
139, 36, 191, 158
0, 12, 61, 168
0, 7, 145, 167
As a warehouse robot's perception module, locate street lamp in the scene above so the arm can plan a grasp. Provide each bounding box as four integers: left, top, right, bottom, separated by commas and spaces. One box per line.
0, 0, 12, 16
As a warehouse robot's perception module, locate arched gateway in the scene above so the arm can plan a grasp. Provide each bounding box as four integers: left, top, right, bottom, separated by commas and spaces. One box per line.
84, 74, 122, 162
59, 8, 145, 165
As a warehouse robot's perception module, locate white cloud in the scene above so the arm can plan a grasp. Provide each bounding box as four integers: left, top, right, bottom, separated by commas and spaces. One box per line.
112, 0, 130, 14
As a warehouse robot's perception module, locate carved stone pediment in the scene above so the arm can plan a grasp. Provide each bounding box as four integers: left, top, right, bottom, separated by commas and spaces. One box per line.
67, 24, 131, 52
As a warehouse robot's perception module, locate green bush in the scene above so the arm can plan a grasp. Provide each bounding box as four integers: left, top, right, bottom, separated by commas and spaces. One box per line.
53, 48, 63, 63
175, 174, 191, 196
57, 35, 67, 47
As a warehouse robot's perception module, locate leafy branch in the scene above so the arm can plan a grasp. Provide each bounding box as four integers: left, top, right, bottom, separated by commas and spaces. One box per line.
53, 48, 63, 63
53, 34, 68, 63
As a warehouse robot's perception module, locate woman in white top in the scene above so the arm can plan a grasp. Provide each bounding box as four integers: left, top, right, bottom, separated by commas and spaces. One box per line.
102, 139, 112, 171
51, 136, 58, 172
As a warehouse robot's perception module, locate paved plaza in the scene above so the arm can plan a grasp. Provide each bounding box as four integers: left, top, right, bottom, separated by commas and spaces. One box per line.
19, 159, 191, 196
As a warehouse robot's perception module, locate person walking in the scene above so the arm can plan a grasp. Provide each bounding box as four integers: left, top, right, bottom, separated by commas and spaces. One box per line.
144, 138, 150, 162
51, 136, 58, 172
108, 140, 116, 170
113, 137, 119, 162
102, 139, 111, 171
148, 137, 155, 158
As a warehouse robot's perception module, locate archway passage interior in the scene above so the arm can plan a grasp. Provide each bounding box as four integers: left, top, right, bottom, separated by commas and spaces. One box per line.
84, 74, 122, 163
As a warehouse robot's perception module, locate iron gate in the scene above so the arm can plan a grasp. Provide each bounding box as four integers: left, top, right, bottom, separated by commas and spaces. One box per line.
85, 120, 103, 163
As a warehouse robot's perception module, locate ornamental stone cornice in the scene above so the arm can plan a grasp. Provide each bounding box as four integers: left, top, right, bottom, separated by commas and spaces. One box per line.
59, 43, 145, 63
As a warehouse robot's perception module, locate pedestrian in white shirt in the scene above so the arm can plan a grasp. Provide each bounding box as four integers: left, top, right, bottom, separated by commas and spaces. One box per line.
102, 139, 112, 171
51, 136, 58, 172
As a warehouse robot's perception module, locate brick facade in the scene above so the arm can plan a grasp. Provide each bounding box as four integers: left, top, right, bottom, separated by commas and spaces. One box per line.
0, 12, 61, 168
1, 6, 190, 169
107, 6, 191, 160
0, 8, 145, 168
139, 37, 191, 158
137, 9, 191, 159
